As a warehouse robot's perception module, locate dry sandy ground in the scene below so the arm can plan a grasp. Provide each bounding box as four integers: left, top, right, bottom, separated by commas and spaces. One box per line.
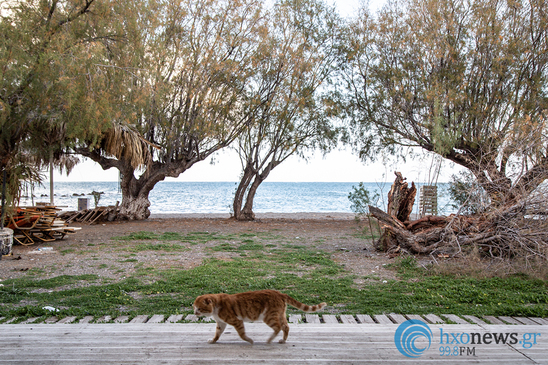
0, 213, 396, 283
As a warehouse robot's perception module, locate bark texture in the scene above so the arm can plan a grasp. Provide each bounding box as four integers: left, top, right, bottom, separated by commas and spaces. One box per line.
369, 173, 548, 262
232, 161, 278, 221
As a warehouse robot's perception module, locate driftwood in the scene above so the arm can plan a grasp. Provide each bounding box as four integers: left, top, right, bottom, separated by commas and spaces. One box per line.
368, 173, 548, 261
386, 172, 416, 222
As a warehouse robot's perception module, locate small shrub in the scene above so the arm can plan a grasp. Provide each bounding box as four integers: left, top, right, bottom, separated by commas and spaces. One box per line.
348, 182, 379, 216
448, 171, 490, 214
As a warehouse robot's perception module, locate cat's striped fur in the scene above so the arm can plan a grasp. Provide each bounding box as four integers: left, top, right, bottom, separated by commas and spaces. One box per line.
193, 289, 327, 344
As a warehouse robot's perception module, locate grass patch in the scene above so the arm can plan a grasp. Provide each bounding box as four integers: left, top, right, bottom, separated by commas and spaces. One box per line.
1, 245, 546, 320
113, 230, 237, 246
114, 231, 160, 241
129, 243, 189, 252
119, 258, 138, 263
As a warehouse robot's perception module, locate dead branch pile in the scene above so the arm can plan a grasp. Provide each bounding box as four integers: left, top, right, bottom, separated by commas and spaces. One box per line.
58, 203, 120, 225
370, 173, 548, 262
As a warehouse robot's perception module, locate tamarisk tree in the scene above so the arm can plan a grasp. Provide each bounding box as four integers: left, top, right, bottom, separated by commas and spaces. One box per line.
344, 0, 548, 208
77, 0, 267, 219
0, 0, 132, 206
232, 0, 342, 220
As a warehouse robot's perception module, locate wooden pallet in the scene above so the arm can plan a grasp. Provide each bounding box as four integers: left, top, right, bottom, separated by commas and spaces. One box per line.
60, 202, 119, 224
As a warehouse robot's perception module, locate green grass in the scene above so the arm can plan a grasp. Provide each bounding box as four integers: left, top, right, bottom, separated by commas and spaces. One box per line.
0, 243, 546, 321
113, 231, 229, 243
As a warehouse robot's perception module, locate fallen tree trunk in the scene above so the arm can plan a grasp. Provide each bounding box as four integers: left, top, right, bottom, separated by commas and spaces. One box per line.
368, 173, 548, 261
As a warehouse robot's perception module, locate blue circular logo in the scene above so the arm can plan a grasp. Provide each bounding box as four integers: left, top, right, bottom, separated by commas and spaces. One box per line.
394, 319, 433, 358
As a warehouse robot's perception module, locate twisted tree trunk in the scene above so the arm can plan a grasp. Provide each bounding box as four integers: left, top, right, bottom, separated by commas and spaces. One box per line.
233, 160, 277, 221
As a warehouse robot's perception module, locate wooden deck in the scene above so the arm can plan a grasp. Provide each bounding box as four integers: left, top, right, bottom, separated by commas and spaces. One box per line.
1, 314, 547, 364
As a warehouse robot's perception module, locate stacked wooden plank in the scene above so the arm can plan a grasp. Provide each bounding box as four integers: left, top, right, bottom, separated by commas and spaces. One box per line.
59, 202, 119, 224
6, 205, 81, 245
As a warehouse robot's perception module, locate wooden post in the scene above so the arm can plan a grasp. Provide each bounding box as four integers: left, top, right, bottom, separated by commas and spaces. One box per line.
49, 151, 54, 205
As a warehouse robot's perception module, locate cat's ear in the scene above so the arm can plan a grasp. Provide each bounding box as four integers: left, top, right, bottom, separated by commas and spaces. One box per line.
204, 298, 212, 305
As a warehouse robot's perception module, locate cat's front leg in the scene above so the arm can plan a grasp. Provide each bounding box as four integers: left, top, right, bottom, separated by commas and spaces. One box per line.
230, 319, 254, 344
208, 321, 227, 344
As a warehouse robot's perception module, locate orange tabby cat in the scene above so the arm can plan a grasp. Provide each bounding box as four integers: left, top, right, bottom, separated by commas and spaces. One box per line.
193, 289, 326, 344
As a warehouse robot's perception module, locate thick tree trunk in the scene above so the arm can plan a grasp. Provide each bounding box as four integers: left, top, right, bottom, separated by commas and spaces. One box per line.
76, 148, 195, 221
116, 164, 155, 220
239, 177, 262, 220
233, 161, 277, 221
119, 194, 151, 220
233, 165, 255, 220
233, 173, 263, 221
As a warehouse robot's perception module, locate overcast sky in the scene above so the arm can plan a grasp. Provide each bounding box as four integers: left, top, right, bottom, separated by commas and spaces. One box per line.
51, 0, 463, 184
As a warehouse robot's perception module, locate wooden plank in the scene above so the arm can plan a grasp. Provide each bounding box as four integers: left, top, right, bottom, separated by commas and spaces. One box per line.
44, 316, 59, 324
372, 314, 393, 324
462, 315, 487, 325
166, 315, 184, 323
387, 313, 407, 324
147, 315, 165, 323
129, 315, 149, 323
405, 314, 424, 321
95, 316, 112, 323
305, 314, 320, 323
499, 316, 521, 325
355, 314, 375, 324
184, 314, 199, 322
424, 314, 444, 324
1, 323, 545, 364
288, 314, 302, 324
483, 316, 505, 325
89, 209, 109, 225
441, 314, 468, 324
79, 316, 94, 324
513, 317, 539, 325
339, 315, 358, 324
20, 317, 40, 324
322, 315, 339, 324
114, 316, 130, 323
530, 317, 548, 325
57, 316, 77, 324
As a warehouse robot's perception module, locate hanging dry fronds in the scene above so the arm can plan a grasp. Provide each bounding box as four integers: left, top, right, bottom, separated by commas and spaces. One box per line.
102, 123, 158, 169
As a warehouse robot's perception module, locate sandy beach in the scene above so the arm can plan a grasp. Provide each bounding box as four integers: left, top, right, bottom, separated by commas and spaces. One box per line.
149, 212, 357, 220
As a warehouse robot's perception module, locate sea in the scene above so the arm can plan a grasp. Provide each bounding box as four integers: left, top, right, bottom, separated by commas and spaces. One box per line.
18, 181, 456, 215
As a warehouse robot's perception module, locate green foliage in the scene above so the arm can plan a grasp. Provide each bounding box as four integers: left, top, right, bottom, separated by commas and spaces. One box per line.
345, 0, 548, 205
0, 0, 145, 207
113, 231, 230, 245
232, 0, 343, 219
448, 171, 490, 214
348, 182, 379, 215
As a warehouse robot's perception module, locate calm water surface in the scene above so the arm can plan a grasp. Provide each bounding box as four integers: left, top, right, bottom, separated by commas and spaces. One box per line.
20, 181, 455, 215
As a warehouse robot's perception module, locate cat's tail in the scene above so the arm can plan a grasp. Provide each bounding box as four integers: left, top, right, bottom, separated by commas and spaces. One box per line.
284, 294, 327, 312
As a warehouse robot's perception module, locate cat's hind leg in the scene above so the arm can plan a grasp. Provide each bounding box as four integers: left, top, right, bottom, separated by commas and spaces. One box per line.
279, 316, 290, 344
208, 321, 227, 344
265, 315, 283, 344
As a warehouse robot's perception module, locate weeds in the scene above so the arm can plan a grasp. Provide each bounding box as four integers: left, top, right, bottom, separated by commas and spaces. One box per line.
1, 233, 546, 321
